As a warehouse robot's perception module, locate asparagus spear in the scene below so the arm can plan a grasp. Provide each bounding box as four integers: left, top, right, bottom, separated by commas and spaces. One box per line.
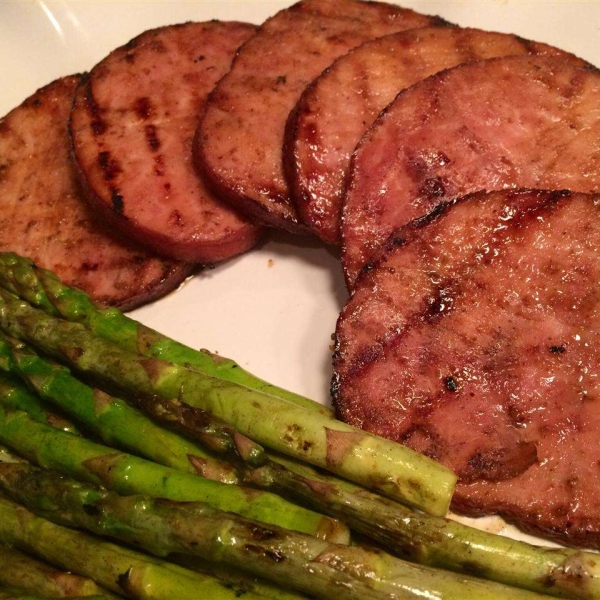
0, 545, 117, 599
0, 496, 280, 600
0, 592, 107, 600
170, 556, 308, 600
0, 252, 332, 418
0, 463, 555, 600
0, 290, 456, 516
0, 334, 239, 484
0, 373, 79, 435
252, 456, 600, 600
0, 408, 347, 541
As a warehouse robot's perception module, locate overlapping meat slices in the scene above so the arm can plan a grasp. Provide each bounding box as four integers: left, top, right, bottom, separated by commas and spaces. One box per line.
286, 27, 569, 245
342, 55, 600, 286
196, 0, 446, 233
70, 22, 261, 263
0, 76, 191, 310
334, 189, 600, 548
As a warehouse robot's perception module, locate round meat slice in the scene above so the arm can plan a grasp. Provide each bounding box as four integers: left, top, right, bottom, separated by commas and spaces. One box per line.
286, 27, 570, 245
70, 22, 262, 263
342, 54, 600, 286
0, 76, 191, 310
334, 188, 600, 548
196, 0, 447, 233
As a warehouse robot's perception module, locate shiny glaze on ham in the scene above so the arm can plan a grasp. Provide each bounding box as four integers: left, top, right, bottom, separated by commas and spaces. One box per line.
197, 0, 446, 233
0, 76, 190, 309
342, 55, 600, 286
287, 27, 569, 245
335, 189, 600, 548
70, 22, 262, 263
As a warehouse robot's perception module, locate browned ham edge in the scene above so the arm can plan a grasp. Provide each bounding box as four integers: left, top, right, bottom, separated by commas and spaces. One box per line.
69, 22, 262, 264
334, 189, 600, 548
341, 54, 600, 286
285, 26, 570, 245
197, 0, 448, 233
0, 76, 191, 310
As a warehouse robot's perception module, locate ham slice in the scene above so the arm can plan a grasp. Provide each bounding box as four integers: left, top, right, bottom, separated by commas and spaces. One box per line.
335, 189, 600, 548
69, 22, 262, 263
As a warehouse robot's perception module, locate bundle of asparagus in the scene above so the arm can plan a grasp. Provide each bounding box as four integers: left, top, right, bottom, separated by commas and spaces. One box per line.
0, 252, 597, 600
0, 283, 455, 516
0, 462, 555, 600
0, 497, 291, 600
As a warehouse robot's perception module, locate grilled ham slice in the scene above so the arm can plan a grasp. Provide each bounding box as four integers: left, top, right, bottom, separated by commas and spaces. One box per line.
335, 189, 600, 548
69, 22, 262, 264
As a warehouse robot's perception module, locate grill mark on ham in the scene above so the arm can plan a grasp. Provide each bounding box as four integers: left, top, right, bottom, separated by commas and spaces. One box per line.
69, 21, 262, 263
334, 189, 600, 547
82, 79, 108, 137
286, 27, 569, 244
0, 76, 191, 309
97, 151, 122, 182
145, 124, 161, 152
134, 97, 153, 120
196, 0, 446, 233
341, 54, 600, 286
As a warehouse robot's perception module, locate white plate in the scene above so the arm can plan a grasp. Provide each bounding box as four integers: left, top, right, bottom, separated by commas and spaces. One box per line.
2, 0, 599, 549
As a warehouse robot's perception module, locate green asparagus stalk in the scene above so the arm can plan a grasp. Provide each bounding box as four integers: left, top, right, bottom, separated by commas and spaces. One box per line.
0, 334, 239, 484
0, 408, 347, 542
0, 496, 280, 600
251, 456, 600, 600
0, 252, 332, 418
0, 290, 456, 516
0, 373, 79, 435
0, 545, 117, 599
0, 462, 553, 600
0, 592, 107, 600
170, 556, 307, 600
